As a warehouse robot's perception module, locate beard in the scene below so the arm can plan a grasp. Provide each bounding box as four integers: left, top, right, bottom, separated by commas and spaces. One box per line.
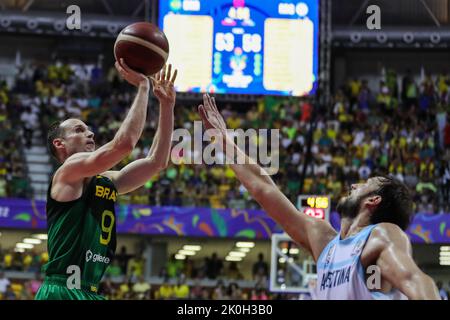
336, 194, 363, 219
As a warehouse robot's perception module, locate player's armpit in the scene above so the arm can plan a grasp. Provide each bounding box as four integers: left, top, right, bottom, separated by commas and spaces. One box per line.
58, 140, 133, 183
373, 224, 440, 300
253, 186, 336, 261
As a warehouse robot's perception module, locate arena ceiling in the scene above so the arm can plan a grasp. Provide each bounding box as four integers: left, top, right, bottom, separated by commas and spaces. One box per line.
2, 0, 450, 27
333, 0, 450, 27
0, 0, 148, 18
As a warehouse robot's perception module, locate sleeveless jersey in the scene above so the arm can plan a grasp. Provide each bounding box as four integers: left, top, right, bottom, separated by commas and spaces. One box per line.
315, 224, 407, 300
43, 175, 117, 287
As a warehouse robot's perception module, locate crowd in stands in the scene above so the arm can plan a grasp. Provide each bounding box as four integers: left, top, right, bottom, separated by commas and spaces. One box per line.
1, 61, 450, 298
101, 248, 269, 287
1, 244, 449, 300
0, 79, 31, 198
2, 60, 448, 213
0, 269, 301, 300
0, 248, 48, 273
97, 276, 277, 300
0, 245, 284, 300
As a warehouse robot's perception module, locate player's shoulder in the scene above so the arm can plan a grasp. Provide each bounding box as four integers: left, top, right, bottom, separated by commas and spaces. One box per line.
362, 223, 412, 263
371, 223, 410, 246
51, 165, 93, 193
54, 152, 91, 179
373, 222, 404, 234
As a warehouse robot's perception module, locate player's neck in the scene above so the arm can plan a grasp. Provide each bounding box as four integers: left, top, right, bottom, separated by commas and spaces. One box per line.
340, 212, 371, 239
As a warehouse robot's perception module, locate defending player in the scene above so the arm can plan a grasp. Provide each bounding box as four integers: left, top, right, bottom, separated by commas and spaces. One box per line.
35, 60, 177, 300
198, 93, 440, 300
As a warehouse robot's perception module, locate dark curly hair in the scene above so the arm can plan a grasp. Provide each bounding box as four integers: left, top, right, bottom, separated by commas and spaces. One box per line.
369, 175, 414, 230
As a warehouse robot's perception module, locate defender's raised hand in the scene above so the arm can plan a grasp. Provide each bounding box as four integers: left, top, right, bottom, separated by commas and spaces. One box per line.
115, 58, 149, 88
198, 93, 227, 133
150, 64, 177, 107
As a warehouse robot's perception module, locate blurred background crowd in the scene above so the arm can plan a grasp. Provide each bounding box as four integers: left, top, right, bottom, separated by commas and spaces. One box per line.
0, 60, 449, 300
1, 61, 449, 213
1, 243, 448, 300
1, 243, 304, 300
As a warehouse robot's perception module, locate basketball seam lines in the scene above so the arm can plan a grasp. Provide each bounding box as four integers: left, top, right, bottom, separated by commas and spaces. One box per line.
114, 34, 169, 62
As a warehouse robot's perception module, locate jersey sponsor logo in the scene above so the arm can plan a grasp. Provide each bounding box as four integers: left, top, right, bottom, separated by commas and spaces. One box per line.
319, 266, 351, 291
86, 250, 93, 262
95, 185, 117, 202
351, 240, 364, 257
324, 244, 336, 268
85, 249, 110, 264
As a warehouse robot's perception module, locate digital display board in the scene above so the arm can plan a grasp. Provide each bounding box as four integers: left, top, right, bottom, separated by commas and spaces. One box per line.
159, 0, 319, 96
297, 195, 330, 221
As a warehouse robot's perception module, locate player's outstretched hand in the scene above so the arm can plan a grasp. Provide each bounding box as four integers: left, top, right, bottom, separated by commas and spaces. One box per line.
150, 64, 177, 107
115, 58, 149, 88
198, 93, 227, 134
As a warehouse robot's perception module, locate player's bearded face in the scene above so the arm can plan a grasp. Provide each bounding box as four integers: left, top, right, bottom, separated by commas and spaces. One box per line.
336, 194, 362, 219
337, 189, 376, 219
337, 178, 381, 219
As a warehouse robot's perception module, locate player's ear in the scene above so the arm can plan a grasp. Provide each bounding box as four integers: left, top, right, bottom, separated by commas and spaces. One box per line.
367, 195, 382, 209
53, 138, 64, 150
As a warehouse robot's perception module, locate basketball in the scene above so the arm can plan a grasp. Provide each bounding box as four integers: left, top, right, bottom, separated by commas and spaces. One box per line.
114, 22, 169, 76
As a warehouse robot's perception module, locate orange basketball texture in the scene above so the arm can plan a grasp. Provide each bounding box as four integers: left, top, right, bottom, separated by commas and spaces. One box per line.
114, 22, 169, 76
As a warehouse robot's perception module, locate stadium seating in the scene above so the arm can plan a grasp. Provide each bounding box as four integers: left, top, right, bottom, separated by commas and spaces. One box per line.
2, 62, 448, 213
0, 61, 449, 300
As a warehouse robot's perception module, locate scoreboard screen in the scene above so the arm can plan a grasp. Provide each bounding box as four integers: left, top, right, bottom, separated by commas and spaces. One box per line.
297, 195, 330, 221
158, 0, 319, 96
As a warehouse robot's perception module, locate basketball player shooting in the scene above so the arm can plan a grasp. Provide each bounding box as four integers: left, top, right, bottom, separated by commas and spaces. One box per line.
198, 93, 440, 300
35, 60, 177, 300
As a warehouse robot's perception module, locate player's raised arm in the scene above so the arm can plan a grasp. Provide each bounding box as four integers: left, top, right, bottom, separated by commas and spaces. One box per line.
371, 224, 440, 300
198, 94, 336, 260
57, 59, 150, 183
103, 65, 178, 195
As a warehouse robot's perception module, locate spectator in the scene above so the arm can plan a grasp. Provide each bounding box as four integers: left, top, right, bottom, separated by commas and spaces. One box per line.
0, 271, 10, 298
183, 256, 196, 279
437, 281, 448, 300
98, 276, 116, 299
116, 246, 131, 275
127, 253, 145, 281
166, 254, 183, 279
189, 280, 203, 299
201, 287, 211, 300
251, 287, 269, 300
442, 161, 450, 211
227, 282, 244, 300
116, 276, 133, 300
252, 253, 269, 282
212, 280, 227, 300
4, 284, 16, 300
132, 275, 151, 300
196, 257, 209, 279
173, 275, 190, 299
402, 70, 418, 108
158, 277, 174, 300
19, 106, 38, 148
27, 272, 42, 298
444, 115, 450, 149
206, 253, 223, 280
3, 251, 13, 270
225, 262, 244, 280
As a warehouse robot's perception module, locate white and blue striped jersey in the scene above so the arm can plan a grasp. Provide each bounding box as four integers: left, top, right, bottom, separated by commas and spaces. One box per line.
315, 224, 407, 300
